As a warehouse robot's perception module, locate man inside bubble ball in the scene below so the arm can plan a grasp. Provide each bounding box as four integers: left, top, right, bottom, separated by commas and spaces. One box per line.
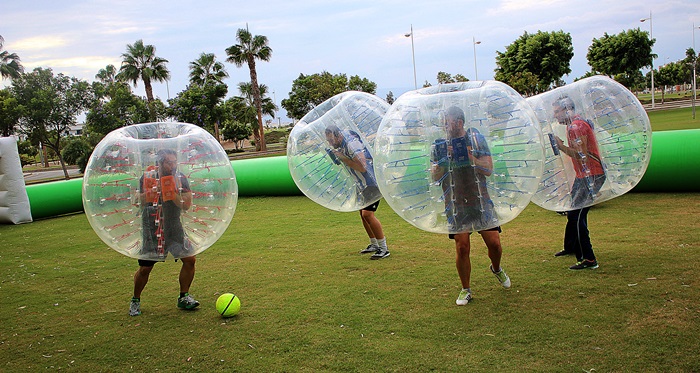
552, 97, 606, 270
130, 148, 199, 316
430, 106, 511, 305
325, 124, 390, 260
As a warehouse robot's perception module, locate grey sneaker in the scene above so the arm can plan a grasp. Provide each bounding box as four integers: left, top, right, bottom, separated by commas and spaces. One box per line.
370, 248, 390, 260
456, 289, 472, 305
129, 298, 141, 316
360, 244, 379, 254
177, 293, 200, 310
490, 265, 511, 289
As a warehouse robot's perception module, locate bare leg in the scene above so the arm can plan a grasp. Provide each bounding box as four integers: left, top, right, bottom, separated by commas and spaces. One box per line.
454, 233, 471, 289
360, 210, 384, 240
481, 230, 503, 271
179, 256, 196, 294
133, 265, 153, 299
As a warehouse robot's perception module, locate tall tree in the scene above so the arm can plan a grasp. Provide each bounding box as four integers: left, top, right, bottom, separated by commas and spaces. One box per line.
189, 52, 229, 86
116, 39, 170, 120
437, 71, 469, 84
0, 35, 23, 80
495, 30, 573, 94
225, 27, 272, 151
586, 28, 655, 87
0, 88, 23, 136
11, 68, 93, 178
281, 71, 377, 120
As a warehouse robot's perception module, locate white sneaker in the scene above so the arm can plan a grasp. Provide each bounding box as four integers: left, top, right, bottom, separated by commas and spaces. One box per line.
490, 265, 511, 289
456, 289, 472, 305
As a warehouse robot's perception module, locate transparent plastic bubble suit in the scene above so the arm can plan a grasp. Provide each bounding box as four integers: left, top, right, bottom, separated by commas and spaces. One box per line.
528, 76, 652, 211
83, 122, 237, 260
375, 81, 544, 234
287, 91, 389, 212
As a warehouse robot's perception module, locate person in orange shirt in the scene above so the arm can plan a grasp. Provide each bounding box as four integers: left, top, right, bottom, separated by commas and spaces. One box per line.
130, 148, 198, 316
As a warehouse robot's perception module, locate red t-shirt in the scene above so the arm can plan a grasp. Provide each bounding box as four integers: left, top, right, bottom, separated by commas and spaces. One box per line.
567, 116, 604, 178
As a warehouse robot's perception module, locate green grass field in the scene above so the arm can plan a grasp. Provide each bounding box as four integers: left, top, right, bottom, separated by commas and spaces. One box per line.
1, 193, 698, 371
648, 107, 700, 131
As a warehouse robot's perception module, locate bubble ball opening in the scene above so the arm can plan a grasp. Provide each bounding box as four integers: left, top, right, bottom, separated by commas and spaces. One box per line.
375, 81, 544, 234
82, 122, 238, 260
287, 91, 390, 212
527, 75, 652, 211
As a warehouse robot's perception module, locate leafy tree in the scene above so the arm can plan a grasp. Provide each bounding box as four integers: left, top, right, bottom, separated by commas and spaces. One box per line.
506, 71, 540, 97
386, 91, 395, 105
116, 39, 170, 120
225, 27, 272, 151
0, 88, 23, 136
11, 68, 94, 178
17, 139, 38, 167
586, 28, 655, 87
495, 30, 573, 94
437, 72, 469, 84
656, 62, 686, 103
189, 53, 229, 86
221, 120, 253, 150
0, 35, 23, 80
167, 82, 228, 134
281, 71, 377, 120
61, 136, 92, 173
85, 81, 155, 138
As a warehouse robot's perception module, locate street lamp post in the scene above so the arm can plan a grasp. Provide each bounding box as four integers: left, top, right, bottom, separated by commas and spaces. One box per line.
473, 37, 481, 80
641, 11, 654, 109
405, 24, 417, 90
693, 23, 700, 119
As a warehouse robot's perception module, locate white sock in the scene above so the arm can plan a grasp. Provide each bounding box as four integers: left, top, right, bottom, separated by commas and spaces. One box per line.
377, 237, 387, 250
370, 238, 378, 246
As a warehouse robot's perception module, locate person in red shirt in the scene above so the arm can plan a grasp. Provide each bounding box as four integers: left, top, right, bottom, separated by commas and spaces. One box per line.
552, 97, 606, 270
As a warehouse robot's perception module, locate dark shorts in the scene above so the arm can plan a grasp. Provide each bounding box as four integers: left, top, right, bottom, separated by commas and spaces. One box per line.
138, 259, 161, 267
449, 226, 501, 239
361, 200, 380, 212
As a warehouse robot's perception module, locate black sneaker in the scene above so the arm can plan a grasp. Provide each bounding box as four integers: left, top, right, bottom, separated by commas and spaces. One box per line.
569, 259, 599, 270
554, 250, 574, 257
177, 293, 200, 309
370, 249, 390, 260
360, 244, 379, 254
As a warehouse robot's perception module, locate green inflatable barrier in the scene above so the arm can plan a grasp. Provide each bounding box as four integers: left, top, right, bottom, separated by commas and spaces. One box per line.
231, 156, 300, 196
25, 156, 302, 219
26, 178, 85, 220
20, 131, 699, 220
632, 129, 700, 192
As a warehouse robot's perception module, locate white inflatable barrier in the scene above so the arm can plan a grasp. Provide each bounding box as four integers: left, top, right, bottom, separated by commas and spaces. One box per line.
0, 137, 32, 224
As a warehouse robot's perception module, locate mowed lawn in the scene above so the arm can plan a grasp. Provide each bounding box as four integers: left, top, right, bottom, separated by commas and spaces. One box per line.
1, 192, 698, 372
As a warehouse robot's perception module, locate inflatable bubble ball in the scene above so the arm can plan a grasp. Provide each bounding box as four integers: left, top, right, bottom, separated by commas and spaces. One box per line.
527, 75, 652, 211
83, 122, 237, 260
287, 91, 390, 212
374, 81, 544, 234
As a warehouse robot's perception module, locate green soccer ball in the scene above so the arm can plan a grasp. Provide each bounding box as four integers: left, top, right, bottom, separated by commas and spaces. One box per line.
216, 293, 241, 318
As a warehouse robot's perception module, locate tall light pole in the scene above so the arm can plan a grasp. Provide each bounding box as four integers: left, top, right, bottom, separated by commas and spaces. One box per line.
405, 24, 417, 90
473, 37, 481, 80
693, 23, 700, 119
641, 11, 654, 109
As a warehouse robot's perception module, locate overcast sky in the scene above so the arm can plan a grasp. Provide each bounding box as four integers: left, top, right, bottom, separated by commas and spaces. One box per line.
2, 0, 699, 122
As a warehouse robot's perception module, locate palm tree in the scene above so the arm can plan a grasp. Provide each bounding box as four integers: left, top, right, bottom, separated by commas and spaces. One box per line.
95, 64, 117, 84
225, 27, 272, 151
0, 35, 23, 80
116, 39, 170, 105
238, 82, 277, 119
189, 53, 228, 86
